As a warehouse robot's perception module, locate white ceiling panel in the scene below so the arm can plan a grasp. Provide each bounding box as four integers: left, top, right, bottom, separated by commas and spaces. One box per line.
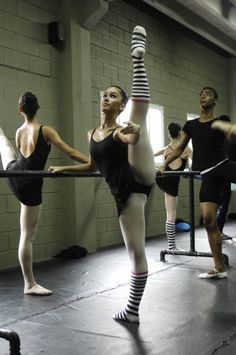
141, 0, 236, 56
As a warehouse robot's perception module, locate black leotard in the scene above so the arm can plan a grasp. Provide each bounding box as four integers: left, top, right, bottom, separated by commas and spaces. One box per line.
155, 147, 187, 197
90, 128, 152, 215
6, 125, 51, 206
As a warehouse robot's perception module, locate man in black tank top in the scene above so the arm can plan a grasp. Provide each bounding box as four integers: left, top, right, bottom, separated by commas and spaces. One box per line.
159, 87, 236, 280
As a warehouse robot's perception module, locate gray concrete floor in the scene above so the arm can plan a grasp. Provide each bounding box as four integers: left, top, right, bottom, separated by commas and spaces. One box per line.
1, 222, 236, 355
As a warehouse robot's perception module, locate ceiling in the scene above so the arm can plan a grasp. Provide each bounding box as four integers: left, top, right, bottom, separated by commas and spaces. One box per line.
139, 0, 236, 57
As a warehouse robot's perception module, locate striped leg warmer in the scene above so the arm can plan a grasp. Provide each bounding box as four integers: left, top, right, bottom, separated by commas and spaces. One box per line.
131, 26, 150, 102
113, 271, 148, 323
166, 221, 182, 251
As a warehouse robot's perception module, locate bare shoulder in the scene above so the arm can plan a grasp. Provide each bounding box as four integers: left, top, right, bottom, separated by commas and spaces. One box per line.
113, 126, 124, 141
88, 128, 97, 140
87, 129, 93, 143
15, 126, 21, 135
42, 125, 58, 137
15, 127, 22, 142
15, 125, 26, 139
42, 125, 56, 133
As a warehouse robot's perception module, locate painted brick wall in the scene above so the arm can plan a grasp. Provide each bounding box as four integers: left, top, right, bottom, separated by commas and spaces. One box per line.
0, 0, 68, 269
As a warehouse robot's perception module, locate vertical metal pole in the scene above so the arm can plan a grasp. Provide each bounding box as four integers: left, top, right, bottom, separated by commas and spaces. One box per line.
189, 175, 195, 252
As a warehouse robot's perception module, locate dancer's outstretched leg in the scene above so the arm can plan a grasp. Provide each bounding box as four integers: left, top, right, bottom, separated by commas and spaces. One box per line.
128, 26, 155, 186
19, 204, 52, 295
0, 127, 17, 169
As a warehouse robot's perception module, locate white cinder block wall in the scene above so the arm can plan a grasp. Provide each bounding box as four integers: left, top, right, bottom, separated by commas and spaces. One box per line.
0, 0, 231, 270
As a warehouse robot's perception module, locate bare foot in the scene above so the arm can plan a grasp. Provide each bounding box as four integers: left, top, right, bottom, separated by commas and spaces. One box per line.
24, 284, 52, 296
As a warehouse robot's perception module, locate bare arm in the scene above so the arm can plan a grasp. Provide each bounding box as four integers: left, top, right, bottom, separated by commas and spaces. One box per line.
154, 147, 166, 157
43, 126, 89, 163
48, 155, 96, 174
212, 120, 236, 140
183, 146, 192, 168
187, 146, 193, 159
115, 122, 140, 145
48, 130, 97, 174
181, 146, 193, 160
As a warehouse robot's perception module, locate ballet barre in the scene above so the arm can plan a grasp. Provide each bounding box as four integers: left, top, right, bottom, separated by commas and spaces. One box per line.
0, 169, 229, 267
0, 170, 102, 178
157, 170, 229, 266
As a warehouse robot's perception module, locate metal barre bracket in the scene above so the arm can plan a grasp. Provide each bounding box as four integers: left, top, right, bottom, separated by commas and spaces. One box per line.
0, 328, 21, 355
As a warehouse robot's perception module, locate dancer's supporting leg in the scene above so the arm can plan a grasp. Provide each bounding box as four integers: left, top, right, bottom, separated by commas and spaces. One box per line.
0, 128, 52, 295
113, 26, 155, 323
19, 204, 52, 295
165, 193, 182, 250
115, 193, 148, 323
199, 202, 226, 278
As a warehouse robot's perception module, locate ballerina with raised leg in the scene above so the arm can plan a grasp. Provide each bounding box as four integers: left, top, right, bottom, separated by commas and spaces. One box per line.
49, 26, 155, 322
0, 92, 88, 295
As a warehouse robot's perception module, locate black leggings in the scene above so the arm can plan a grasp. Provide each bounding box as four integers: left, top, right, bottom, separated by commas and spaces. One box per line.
200, 160, 236, 204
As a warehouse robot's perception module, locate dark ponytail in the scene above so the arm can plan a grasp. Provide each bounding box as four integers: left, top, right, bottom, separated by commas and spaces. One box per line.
168, 122, 181, 139
19, 92, 40, 119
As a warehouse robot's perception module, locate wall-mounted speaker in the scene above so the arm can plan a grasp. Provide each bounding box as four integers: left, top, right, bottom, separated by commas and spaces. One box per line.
48, 22, 66, 49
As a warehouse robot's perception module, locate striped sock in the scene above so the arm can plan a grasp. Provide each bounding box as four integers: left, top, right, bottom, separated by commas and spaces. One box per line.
166, 221, 178, 250
131, 26, 150, 102
113, 271, 148, 323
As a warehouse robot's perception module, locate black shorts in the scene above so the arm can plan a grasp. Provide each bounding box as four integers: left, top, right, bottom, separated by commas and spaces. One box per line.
6, 160, 43, 206
155, 174, 180, 197
200, 160, 236, 204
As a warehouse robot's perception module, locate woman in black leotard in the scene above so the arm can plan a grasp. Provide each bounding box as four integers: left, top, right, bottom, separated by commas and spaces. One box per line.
0, 92, 88, 295
49, 26, 156, 323
155, 123, 192, 250
6, 125, 51, 206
